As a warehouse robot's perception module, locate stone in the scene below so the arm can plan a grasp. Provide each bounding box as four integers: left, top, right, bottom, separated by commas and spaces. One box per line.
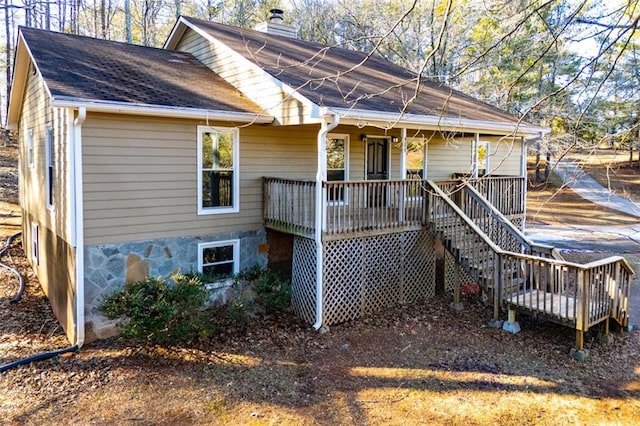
569, 348, 589, 361
126, 254, 149, 283
84, 315, 120, 343
488, 319, 504, 329
502, 321, 521, 334
449, 302, 464, 312
318, 325, 330, 334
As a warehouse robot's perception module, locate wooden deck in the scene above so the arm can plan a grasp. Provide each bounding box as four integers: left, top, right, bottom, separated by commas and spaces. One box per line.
263, 176, 633, 351
506, 289, 580, 322
263, 176, 526, 239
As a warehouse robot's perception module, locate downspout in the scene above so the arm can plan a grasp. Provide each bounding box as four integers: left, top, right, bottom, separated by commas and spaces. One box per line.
313, 111, 339, 330
0, 107, 86, 373
72, 107, 86, 348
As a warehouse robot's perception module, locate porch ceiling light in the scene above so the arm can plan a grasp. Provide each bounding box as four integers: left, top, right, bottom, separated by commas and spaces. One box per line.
391, 136, 399, 143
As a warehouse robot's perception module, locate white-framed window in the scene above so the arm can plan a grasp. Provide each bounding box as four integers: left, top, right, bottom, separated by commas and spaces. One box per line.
477, 141, 490, 176
405, 138, 425, 199
198, 240, 240, 281
326, 133, 349, 203
197, 126, 239, 215
27, 129, 34, 168
45, 126, 54, 209
31, 222, 39, 265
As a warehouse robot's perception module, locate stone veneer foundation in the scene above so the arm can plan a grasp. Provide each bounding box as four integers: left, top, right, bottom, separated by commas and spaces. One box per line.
83, 230, 268, 318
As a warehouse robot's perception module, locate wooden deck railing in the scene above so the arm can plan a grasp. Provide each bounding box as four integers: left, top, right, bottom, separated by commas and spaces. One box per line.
458, 182, 563, 260
440, 176, 526, 218
323, 179, 427, 236
426, 180, 632, 348
264, 176, 526, 238
264, 177, 429, 237
263, 177, 316, 237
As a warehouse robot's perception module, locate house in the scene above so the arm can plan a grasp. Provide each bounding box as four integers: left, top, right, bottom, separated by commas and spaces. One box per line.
7, 11, 632, 350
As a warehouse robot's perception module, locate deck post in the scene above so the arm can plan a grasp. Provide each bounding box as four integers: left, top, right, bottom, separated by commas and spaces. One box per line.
575, 329, 584, 351
450, 263, 464, 312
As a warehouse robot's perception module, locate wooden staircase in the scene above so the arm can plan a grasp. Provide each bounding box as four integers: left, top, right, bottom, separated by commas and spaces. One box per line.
426, 180, 633, 350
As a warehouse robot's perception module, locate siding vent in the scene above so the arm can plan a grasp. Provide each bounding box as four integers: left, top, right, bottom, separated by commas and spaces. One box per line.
254, 8, 298, 39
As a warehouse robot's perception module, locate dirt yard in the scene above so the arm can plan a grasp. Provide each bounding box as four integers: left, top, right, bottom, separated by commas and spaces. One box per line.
1, 145, 639, 425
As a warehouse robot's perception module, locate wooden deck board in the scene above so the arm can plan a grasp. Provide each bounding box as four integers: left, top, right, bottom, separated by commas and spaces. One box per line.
505, 289, 578, 321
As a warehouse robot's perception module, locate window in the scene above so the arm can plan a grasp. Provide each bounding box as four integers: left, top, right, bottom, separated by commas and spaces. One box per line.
27, 130, 34, 168
406, 138, 425, 199
477, 141, 490, 176
198, 240, 239, 281
45, 127, 54, 209
31, 222, 39, 265
197, 126, 239, 214
326, 134, 349, 202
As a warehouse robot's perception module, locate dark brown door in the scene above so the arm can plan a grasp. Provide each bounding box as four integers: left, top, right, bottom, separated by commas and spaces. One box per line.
366, 138, 389, 206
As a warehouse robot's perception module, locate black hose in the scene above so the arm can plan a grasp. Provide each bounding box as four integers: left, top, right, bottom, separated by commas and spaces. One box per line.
0, 231, 25, 302
0, 345, 79, 373
0, 231, 79, 373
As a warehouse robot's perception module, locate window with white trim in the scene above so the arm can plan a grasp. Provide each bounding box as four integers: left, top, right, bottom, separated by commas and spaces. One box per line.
406, 138, 425, 198
31, 222, 39, 265
326, 134, 349, 203
27, 129, 34, 168
197, 126, 239, 214
45, 126, 54, 209
198, 240, 240, 281
477, 141, 490, 176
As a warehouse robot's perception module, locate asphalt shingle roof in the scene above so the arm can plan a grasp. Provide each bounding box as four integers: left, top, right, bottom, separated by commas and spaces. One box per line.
20, 26, 265, 115
183, 17, 522, 124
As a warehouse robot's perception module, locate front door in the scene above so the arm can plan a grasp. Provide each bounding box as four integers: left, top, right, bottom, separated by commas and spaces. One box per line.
366, 137, 389, 206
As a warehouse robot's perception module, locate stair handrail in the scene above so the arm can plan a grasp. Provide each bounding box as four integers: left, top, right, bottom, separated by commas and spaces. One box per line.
426, 180, 633, 328
457, 180, 564, 260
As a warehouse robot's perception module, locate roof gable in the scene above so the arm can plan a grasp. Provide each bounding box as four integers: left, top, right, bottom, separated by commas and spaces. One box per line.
174, 17, 529, 128
8, 27, 269, 126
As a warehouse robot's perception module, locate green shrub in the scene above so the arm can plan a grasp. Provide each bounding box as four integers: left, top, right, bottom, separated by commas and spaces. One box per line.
250, 269, 292, 313
100, 275, 212, 344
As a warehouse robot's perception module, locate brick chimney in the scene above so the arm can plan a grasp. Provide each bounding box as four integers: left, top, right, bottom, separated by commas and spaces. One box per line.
254, 8, 298, 39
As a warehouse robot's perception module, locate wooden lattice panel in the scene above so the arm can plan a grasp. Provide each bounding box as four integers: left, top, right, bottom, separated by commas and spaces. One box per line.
291, 237, 317, 324
321, 230, 437, 326
403, 230, 437, 302
361, 234, 402, 315
323, 238, 365, 323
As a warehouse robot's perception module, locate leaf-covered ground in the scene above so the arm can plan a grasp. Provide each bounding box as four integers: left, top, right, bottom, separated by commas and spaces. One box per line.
1, 145, 639, 424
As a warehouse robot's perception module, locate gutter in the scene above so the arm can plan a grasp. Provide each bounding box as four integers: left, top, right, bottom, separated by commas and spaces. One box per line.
329, 107, 549, 137
52, 98, 273, 124
313, 110, 340, 330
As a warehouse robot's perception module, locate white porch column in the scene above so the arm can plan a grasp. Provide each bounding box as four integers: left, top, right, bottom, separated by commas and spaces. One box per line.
472, 133, 480, 178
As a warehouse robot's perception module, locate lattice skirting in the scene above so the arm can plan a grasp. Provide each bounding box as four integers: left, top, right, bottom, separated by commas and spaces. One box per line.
291, 230, 437, 327
291, 237, 317, 324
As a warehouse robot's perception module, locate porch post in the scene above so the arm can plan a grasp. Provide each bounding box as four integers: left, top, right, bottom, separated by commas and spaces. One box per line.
400, 128, 407, 179
472, 133, 480, 178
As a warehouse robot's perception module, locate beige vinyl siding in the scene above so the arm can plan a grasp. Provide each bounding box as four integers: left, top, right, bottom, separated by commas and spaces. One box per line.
425, 136, 472, 181
426, 135, 523, 180
488, 136, 522, 176
18, 68, 72, 242
82, 114, 321, 245
174, 28, 316, 125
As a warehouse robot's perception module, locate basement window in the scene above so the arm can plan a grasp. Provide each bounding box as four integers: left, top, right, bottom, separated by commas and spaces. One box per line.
198, 240, 239, 282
